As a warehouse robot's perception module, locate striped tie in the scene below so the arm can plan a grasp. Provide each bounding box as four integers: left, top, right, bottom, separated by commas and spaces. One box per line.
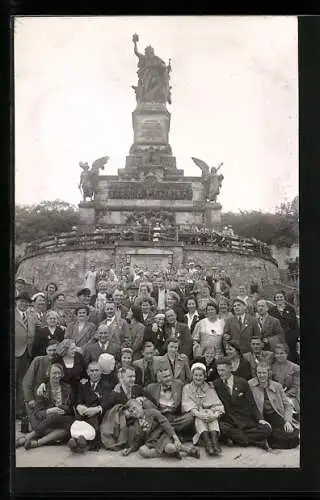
22, 312, 28, 328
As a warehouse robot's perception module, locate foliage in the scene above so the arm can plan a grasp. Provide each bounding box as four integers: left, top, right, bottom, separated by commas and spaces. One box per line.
15, 200, 80, 244
221, 208, 299, 247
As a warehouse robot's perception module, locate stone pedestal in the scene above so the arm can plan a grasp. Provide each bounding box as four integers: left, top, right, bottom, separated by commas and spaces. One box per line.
204, 202, 222, 227
79, 202, 96, 228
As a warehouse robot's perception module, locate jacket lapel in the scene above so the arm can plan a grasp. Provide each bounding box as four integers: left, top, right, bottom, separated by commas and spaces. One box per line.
174, 358, 182, 378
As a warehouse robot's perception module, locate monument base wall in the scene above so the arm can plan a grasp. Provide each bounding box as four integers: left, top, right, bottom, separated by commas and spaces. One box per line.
17, 243, 280, 299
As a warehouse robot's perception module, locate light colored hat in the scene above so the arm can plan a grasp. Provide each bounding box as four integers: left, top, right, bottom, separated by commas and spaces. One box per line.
191, 362, 207, 373
70, 420, 96, 441
31, 292, 46, 301
98, 353, 115, 374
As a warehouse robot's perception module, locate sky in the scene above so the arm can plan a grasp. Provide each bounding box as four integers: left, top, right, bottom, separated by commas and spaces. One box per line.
14, 16, 298, 213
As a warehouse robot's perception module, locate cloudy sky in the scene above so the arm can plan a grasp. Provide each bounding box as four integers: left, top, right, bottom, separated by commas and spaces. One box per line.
14, 16, 298, 212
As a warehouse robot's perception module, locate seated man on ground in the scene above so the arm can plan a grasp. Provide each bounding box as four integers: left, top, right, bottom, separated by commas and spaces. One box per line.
249, 362, 299, 449
213, 357, 271, 449
121, 398, 200, 460
146, 366, 194, 440
69, 361, 112, 453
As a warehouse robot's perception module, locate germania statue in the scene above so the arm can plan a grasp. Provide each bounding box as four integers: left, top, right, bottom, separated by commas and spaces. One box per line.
131, 33, 172, 105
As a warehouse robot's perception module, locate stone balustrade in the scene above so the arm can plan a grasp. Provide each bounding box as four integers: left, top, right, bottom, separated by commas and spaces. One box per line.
16, 227, 277, 266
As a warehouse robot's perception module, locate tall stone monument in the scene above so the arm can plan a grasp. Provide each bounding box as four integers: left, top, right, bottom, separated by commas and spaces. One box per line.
79, 34, 223, 228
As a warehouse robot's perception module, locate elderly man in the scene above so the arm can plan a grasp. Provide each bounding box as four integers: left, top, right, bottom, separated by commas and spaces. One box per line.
164, 309, 193, 359
243, 337, 274, 378
146, 366, 194, 438
214, 358, 271, 449
15, 292, 36, 420
70, 361, 112, 452
223, 298, 260, 353
84, 323, 121, 365
255, 299, 284, 351
143, 312, 167, 355
99, 300, 130, 347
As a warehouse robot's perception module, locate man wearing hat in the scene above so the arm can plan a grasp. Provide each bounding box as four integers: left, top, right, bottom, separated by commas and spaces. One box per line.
15, 292, 36, 419
223, 297, 260, 353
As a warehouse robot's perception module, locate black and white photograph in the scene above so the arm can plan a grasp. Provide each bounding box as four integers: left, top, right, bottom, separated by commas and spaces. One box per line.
14, 16, 299, 469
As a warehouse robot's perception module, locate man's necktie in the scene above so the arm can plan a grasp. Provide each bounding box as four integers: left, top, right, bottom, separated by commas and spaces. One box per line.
22, 312, 28, 328
144, 361, 153, 386
224, 381, 231, 395
238, 316, 242, 329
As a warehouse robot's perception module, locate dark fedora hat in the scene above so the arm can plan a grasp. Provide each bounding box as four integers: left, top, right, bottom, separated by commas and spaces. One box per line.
15, 291, 31, 302
77, 288, 91, 297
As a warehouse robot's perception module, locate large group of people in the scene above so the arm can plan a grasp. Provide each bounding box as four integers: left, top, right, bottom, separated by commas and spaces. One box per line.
15, 263, 300, 460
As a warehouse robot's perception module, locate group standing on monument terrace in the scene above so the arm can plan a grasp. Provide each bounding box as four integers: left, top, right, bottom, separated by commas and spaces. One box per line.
15, 263, 300, 458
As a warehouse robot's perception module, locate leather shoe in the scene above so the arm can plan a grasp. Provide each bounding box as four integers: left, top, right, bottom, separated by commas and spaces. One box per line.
188, 446, 200, 459
68, 438, 78, 453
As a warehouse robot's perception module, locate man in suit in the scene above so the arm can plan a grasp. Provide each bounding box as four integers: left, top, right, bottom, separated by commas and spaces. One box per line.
173, 274, 193, 304
151, 276, 167, 311
15, 292, 36, 418
112, 289, 130, 320
155, 337, 191, 384
84, 323, 121, 365
268, 292, 299, 362
103, 365, 157, 411
70, 361, 113, 452
164, 309, 193, 359
99, 300, 130, 347
214, 358, 271, 448
124, 285, 139, 308
133, 341, 159, 386
256, 300, 285, 351
243, 337, 273, 378
223, 298, 260, 353
146, 366, 194, 436
136, 298, 155, 326
143, 313, 167, 356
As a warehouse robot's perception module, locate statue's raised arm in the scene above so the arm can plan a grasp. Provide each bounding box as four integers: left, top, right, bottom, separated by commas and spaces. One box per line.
132, 33, 143, 59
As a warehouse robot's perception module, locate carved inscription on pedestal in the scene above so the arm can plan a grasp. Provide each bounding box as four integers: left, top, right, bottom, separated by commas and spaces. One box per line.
108, 182, 193, 200
134, 115, 168, 144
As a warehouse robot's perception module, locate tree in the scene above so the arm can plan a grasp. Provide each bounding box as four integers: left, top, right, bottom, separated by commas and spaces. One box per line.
15, 200, 80, 244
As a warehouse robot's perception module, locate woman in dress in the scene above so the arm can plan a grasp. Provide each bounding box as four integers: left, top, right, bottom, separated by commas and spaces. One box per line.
182, 363, 224, 456
271, 343, 300, 415
224, 340, 252, 381
24, 363, 74, 450
249, 362, 299, 449
37, 339, 87, 401
192, 301, 224, 360
31, 310, 65, 358
165, 291, 185, 323
64, 306, 96, 350
184, 296, 204, 334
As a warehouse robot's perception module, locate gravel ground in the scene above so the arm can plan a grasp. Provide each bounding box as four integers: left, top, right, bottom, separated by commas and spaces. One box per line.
15, 421, 299, 468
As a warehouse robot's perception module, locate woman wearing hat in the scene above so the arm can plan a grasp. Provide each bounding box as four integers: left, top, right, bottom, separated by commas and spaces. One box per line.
249, 362, 299, 449
224, 340, 252, 381
24, 363, 74, 450
192, 301, 224, 360
182, 363, 224, 456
